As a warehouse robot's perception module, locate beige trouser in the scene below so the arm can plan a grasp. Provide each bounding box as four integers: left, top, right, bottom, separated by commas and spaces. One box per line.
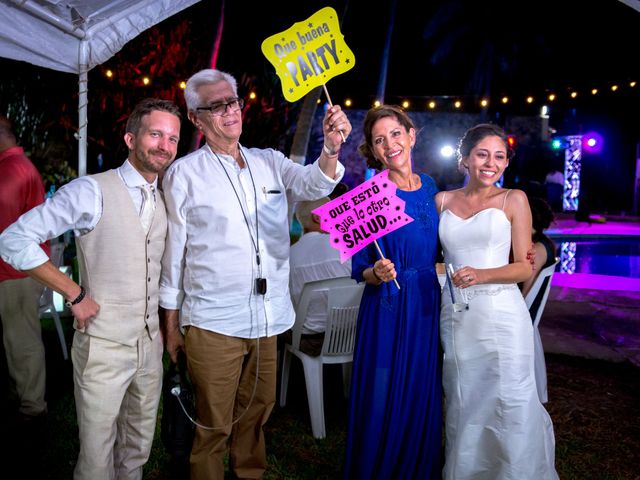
186, 327, 277, 480
0, 276, 46, 415
71, 330, 163, 480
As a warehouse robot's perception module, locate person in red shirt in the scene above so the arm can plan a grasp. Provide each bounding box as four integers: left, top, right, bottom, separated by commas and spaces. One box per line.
0, 115, 50, 424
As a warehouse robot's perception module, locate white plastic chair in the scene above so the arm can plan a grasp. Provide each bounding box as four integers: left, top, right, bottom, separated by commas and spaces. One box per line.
38, 241, 68, 360
524, 258, 558, 404
280, 277, 364, 439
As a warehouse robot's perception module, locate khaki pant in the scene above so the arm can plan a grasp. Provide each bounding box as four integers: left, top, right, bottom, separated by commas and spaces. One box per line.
186, 327, 277, 480
72, 330, 163, 480
0, 276, 46, 415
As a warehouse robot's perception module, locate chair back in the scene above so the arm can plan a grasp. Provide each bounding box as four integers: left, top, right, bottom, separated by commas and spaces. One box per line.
39, 240, 69, 359
291, 276, 359, 350
49, 240, 65, 268
282, 277, 364, 438
321, 283, 364, 358
524, 258, 558, 404
525, 258, 558, 328
39, 241, 65, 310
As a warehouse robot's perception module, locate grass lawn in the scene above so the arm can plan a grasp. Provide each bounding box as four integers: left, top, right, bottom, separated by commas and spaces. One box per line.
2, 316, 639, 479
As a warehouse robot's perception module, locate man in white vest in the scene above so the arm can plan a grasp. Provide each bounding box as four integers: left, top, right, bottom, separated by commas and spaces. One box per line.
0, 98, 182, 479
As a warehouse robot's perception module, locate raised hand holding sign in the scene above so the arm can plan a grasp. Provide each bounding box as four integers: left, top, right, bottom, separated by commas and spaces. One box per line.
261, 7, 356, 102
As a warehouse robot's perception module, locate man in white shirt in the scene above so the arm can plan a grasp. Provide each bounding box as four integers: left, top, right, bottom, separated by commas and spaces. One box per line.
287, 197, 352, 356
160, 68, 351, 479
544, 169, 564, 185
544, 169, 564, 211
0, 98, 181, 479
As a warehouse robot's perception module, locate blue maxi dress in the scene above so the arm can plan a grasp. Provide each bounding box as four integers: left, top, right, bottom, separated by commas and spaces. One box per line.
343, 173, 442, 479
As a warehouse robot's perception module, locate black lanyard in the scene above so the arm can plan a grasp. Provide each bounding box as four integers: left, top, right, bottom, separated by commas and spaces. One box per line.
212, 147, 261, 269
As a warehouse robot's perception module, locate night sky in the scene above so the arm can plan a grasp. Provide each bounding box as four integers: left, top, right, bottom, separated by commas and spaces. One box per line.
194, 0, 640, 104
177, 0, 640, 213
1, 0, 639, 212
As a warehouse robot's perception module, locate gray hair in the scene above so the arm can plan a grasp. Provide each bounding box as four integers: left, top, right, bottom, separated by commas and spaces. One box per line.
295, 197, 330, 229
184, 69, 238, 112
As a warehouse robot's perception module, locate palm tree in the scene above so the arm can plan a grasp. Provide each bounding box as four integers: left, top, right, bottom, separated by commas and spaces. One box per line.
288, 86, 323, 165
376, 0, 397, 103
190, 0, 226, 152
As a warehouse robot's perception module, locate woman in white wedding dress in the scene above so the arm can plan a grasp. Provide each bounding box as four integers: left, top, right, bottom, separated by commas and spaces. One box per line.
435, 124, 558, 480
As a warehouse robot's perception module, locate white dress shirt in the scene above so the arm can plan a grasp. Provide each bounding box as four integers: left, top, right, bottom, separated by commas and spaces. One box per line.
0, 160, 156, 271
289, 231, 352, 334
159, 144, 344, 338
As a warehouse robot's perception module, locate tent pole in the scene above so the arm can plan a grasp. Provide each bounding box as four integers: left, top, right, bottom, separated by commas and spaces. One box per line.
78, 40, 88, 177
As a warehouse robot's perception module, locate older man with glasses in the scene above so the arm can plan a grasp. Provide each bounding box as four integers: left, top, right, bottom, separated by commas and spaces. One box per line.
160, 68, 352, 479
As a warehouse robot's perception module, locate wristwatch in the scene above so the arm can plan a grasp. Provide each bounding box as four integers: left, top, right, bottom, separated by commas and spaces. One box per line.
65, 286, 86, 308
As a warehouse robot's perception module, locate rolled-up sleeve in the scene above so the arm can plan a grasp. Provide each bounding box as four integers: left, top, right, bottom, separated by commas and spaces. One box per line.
159, 168, 188, 310
0, 228, 49, 271
0, 177, 100, 271
279, 151, 345, 202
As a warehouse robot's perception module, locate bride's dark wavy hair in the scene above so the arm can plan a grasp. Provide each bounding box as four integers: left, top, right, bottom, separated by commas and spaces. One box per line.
358, 105, 415, 170
456, 123, 514, 171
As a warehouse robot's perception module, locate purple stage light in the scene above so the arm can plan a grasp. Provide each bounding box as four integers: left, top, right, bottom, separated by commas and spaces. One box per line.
582, 132, 604, 154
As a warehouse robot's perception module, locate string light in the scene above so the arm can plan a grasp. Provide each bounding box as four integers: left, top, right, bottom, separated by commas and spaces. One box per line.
249, 91, 257, 100
105, 69, 113, 78
142, 76, 150, 86
179, 81, 186, 89
349, 77, 636, 112
344, 99, 352, 107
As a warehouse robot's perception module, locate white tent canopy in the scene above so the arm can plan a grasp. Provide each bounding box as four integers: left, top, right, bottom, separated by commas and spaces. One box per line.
0, 0, 200, 175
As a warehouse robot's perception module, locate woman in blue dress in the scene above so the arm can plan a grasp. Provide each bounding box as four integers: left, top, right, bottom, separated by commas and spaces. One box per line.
344, 105, 442, 479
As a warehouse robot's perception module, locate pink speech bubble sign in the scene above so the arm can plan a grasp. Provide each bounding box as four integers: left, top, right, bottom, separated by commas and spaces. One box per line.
312, 170, 414, 262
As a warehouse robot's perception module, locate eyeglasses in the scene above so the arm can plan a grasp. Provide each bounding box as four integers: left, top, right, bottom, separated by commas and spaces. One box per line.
196, 98, 245, 116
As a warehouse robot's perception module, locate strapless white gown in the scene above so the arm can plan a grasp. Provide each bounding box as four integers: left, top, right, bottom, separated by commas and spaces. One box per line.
439, 208, 558, 480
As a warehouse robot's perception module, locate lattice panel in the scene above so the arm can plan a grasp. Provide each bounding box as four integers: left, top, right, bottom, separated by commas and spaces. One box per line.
563, 135, 582, 211
560, 241, 576, 274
